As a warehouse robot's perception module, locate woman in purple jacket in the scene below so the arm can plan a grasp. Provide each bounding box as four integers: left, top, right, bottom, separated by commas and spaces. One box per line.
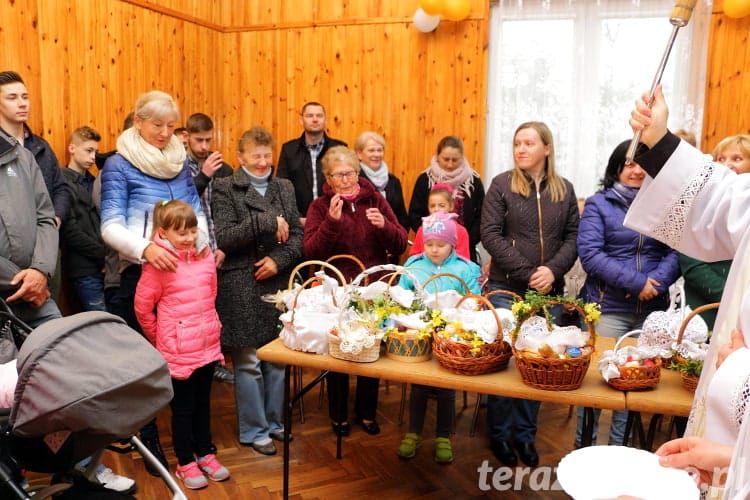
303, 146, 407, 437
575, 139, 680, 448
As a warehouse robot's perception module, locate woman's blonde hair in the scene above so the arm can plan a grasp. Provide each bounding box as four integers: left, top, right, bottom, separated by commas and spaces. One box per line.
134, 90, 180, 122
354, 131, 385, 152
321, 146, 360, 177
152, 199, 197, 237
510, 121, 567, 202
712, 134, 750, 161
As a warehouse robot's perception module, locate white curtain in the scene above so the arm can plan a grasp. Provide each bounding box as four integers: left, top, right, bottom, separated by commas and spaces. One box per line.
484, 0, 711, 198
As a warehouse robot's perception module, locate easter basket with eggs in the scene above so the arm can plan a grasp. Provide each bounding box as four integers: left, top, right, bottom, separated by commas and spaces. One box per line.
670, 303, 718, 393
510, 291, 601, 391
598, 330, 663, 391
348, 264, 430, 362
431, 291, 515, 375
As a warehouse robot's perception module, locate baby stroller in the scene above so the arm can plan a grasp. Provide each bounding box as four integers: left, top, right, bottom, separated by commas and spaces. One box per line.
0, 300, 187, 499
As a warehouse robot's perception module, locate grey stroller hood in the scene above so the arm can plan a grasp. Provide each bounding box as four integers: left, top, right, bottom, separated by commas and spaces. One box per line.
8, 312, 173, 460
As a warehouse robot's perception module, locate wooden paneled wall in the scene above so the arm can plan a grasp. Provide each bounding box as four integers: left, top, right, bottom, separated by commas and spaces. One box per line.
0, 0, 748, 205
703, 0, 750, 151
0, 0, 487, 208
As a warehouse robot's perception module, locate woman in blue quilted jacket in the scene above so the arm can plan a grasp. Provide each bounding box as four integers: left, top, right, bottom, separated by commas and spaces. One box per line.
99, 90, 209, 475
574, 139, 680, 448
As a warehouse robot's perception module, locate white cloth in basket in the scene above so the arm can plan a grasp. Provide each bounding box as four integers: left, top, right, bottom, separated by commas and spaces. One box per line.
441, 307, 515, 344
279, 309, 337, 354
353, 281, 417, 309
515, 316, 588, 354
637, 305, 709, 352
332, 320, 382, 355
598, 345, 665, 382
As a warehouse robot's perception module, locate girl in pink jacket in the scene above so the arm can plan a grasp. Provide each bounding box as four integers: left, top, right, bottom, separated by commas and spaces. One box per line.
134, 200, 229, 490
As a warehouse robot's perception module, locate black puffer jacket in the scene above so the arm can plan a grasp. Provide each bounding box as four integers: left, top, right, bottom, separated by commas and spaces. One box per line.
480, 171, 579, 293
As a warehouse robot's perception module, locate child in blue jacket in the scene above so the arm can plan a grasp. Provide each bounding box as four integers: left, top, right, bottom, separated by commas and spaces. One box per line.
397, 212, 481, 463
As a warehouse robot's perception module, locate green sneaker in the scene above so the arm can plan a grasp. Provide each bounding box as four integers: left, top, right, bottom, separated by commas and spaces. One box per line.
397, 433, 422, 459
434, 437, 453, 464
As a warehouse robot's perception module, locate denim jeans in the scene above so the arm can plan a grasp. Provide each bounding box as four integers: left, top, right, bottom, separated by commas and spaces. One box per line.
574, 311, 648, 446
485, 282, 552, 445
231, 346, 285, 444
72, 273, 106, 312
9, 297, 61, 329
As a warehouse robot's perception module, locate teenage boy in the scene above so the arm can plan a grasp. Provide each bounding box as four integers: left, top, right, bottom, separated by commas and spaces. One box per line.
61, 126, 106, 312
185, 112, 234, 384
277, 102, 346, 223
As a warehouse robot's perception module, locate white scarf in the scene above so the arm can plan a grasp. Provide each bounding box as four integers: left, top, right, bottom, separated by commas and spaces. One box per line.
116, 127, 186, 179
360, 161, 390, 195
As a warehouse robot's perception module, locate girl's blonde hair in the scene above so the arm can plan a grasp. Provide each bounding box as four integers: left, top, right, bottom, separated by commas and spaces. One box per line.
152, 200, 197, 237
712, 134, 750, 161
510, 121, 568, 202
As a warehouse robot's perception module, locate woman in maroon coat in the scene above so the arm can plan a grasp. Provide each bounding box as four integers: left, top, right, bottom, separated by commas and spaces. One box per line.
303, 146, 407, 436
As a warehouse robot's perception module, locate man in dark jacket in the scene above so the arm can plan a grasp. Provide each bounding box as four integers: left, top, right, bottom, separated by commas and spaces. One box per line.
276, 102, 346, 222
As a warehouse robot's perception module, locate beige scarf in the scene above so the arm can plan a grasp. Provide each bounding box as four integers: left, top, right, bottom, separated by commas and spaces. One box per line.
116, 127, 186, 179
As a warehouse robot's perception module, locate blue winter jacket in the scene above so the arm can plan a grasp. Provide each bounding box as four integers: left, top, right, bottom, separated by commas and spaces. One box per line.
100, 153, 207, 264
578, 188, 680, 314
400, 251, 482, 295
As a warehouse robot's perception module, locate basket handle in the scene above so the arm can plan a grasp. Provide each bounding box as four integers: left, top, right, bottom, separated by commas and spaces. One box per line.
511, 299, 597, 349
676, 302, 720, 344
613, 329, 642, 352
288, 260, 347, 289
351, 264, 425, 289
325, 254, 367, 283
483, 289, 524, 303
422, 272, 471, 296
455, 293, 504, 339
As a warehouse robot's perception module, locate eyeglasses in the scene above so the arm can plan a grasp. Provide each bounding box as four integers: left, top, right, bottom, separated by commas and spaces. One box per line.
328, 171, 357, 180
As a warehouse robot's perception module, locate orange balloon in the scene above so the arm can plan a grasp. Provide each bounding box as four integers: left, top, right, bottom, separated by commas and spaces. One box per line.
443, 0, 471, 22
724, 0, 750, 18
420, 0, 445, 16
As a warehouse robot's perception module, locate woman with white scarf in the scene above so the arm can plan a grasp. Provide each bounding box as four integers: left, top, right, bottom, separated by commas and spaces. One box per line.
628, 86, 750, 499
355, 131, 409, 232
408, 135, 484, 262
100, 90, 209, 476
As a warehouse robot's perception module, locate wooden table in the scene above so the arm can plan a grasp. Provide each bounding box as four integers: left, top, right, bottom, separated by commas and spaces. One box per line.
258, 337, 626, 499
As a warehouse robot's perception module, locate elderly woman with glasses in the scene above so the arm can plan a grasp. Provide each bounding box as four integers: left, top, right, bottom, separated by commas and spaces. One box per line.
303, 145, 408, 437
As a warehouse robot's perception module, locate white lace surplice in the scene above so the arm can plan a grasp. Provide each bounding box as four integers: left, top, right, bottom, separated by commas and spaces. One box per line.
624, 140, 750, 499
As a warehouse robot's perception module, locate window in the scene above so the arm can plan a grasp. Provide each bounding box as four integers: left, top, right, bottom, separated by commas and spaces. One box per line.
484, 0, 710, 197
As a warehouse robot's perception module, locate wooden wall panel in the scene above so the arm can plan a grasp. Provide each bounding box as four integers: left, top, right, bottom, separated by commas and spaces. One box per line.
703, 6, 750, 151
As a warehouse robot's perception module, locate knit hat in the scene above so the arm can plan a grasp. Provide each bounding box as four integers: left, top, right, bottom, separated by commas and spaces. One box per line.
422, 212, 458, 247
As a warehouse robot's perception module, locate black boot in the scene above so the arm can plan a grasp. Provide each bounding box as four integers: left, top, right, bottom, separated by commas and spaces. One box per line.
139, 422, 168, 477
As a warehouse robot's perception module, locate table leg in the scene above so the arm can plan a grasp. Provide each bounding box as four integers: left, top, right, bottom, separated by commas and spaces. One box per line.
623, 411, 647, 448
645, 414, 664, 451
581, 407, 594, 447
282, 366, 329, 500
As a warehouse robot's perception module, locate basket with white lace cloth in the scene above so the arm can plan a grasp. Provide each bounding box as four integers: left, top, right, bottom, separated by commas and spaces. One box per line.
598, 330, 663, 391
671, 303, 718, 392
636, 285, 709, 362
276, 260, 348, 354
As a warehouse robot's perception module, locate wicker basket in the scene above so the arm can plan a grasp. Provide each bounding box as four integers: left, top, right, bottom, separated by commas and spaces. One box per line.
511, 298, 596, 391
385, 332, 432, 362
432, 293, 513, 375
327, 332, 381, 363
606, 331, 661, 391
680, 371, 699, 393
669, 303, 718, 391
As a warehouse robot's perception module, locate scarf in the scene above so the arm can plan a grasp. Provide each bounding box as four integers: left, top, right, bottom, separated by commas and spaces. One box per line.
424, 156, 479, 197
242, 166, 272, 196
116, 127, 186, 179
339, 183, 361, 202
611, 182, 640, 207
360, 161, 390, 196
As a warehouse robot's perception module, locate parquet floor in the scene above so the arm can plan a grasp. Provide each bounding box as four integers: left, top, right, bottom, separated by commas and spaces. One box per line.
29, 366, 679, 499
